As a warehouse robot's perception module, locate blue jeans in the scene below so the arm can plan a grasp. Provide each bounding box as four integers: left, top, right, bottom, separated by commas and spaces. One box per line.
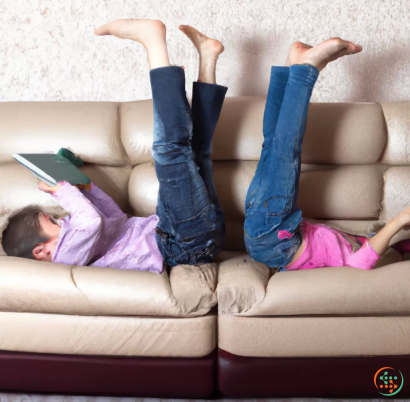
244, 65, 319, 268
150, 66, 227, 267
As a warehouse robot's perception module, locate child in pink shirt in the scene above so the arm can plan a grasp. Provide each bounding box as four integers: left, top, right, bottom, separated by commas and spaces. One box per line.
244, 39, 410, 271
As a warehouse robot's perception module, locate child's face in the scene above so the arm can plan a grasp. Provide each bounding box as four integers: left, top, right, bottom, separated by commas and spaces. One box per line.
38, 212, 61, 237
32, 212, 61, 262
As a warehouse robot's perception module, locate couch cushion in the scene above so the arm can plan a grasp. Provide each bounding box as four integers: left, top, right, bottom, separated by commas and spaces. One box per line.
301, 102, 387, 164
0, 257, 217, 318
214, 100, 387, 164
299, 165, 386, 219
0, 312, 216, 357
120, 100, 154, 166
121, 99, 386, 164
120, 96, 386, 165
129, 162, 157, 217
380, 102, 410, 164
380, 166, 410, 244
129, 162, 385, 222
0, 102, 128, 166
217, 253, 270, 315
218, 315, 410, 357
217, 252, 408, 316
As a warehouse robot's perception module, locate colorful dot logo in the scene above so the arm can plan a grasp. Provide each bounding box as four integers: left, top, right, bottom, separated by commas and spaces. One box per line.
374, 367, 404, 396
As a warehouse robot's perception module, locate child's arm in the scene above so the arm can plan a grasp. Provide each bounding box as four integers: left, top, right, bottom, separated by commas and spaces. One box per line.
368, 208, 410, 256
39, 181, 103, 266
344, 208, 410, 270
80, 182, 127, 219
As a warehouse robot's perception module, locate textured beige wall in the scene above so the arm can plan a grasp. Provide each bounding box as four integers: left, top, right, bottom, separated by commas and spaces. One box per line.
0, 0, 408, 102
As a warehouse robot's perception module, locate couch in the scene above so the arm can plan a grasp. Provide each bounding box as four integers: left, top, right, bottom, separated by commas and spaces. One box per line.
0, 98, 409, 398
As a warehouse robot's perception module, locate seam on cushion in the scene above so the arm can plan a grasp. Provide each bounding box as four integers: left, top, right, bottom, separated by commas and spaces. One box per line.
380, 167, 391, 221
376, 101, 389, 163
70, 265, 78, 287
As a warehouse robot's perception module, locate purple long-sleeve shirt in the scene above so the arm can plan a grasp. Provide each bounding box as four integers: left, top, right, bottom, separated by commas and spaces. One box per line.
51, 182, 164, 273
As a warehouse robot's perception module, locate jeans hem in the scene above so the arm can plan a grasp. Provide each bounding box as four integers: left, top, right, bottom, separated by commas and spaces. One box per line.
193, 81, 228, 91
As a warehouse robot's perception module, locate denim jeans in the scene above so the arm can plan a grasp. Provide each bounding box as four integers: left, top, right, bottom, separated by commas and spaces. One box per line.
244, 64, 319, 268
150, 66, 227, 267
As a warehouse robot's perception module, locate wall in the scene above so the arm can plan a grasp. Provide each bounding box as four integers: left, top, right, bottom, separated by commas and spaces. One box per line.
0, 0, 409, 102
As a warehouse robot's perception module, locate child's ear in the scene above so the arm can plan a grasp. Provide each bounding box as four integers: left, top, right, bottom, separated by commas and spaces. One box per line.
32, 243, 47, 261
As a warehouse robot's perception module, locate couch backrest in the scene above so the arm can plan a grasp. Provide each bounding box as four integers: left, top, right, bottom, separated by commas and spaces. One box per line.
0, 99, 409, 254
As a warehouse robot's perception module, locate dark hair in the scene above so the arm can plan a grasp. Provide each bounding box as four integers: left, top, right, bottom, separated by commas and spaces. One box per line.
2, 207, 50, 259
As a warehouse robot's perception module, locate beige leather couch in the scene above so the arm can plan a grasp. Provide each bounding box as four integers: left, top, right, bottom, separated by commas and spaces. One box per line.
0, 99, 409, 398
212, 100, 410, 397
0, 102, 217, 398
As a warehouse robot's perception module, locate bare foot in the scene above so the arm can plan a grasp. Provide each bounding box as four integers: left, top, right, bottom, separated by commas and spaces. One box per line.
285, 38, 362, 71
95, 19, 170, 69
179, 25, 224, 60
95, 19, 166, 48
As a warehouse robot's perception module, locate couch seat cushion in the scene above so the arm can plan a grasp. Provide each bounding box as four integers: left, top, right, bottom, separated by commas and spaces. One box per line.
0, 312, 216, 357
0, 257, 216, 318
217, 249, 409, 316
218, 315, 410, 357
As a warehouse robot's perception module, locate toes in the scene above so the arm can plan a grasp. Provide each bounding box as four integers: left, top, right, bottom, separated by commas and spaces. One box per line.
291, 41, 304, 49
178, 25, 194, 37
179, 25, 206, 39
320, 38, 348, 53
342, 43, 362, 55
94, 24, 111, 36
290, 41, 312, 51
333, 38, 355, 51
178, 26, 191, 35
351, 44, 363, 54
329, 43, 362, 60
95, 20, 123, 36
179, 25, 195, 33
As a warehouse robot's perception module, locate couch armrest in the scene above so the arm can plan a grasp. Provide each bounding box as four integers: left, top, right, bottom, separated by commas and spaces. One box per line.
0, 257, 217, 318
216, 253, 270, 315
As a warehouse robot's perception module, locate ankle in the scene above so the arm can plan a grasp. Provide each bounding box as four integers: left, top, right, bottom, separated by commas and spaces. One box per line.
289, 64, 319, 87
146, 44, 170, 69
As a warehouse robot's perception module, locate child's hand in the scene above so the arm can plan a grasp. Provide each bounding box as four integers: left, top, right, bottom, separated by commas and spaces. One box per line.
38, 181, 62, 194
76, 183, 92, 191
396, 205, 410, 229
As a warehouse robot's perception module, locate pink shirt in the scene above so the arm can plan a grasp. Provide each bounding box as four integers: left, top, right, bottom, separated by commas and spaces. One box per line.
285, 220, 380, 271
51, 182, 164, 273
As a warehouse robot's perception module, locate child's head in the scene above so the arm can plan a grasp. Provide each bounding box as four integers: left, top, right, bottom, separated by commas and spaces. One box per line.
2, 207, 61, 262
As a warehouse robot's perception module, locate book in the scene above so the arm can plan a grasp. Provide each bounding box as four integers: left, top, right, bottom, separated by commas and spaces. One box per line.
13, 149, 90, 188
57, 148, 84, 168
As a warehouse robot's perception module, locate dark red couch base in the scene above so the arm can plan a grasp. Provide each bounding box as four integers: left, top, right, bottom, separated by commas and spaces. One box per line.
0, 350, 216, 398
218, 349, 410, 398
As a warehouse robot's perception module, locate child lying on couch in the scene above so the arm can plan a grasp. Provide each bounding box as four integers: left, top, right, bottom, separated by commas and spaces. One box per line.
244, 37, 410, 271
2, 19, 227, 273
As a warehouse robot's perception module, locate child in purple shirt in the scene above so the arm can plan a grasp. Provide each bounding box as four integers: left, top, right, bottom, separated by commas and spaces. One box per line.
244, 39, 410, 271
48, 181, 163, 273
2, 20, 228, 273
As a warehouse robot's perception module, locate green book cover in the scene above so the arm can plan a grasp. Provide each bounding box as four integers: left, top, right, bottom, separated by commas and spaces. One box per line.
13, 153, 90, 187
